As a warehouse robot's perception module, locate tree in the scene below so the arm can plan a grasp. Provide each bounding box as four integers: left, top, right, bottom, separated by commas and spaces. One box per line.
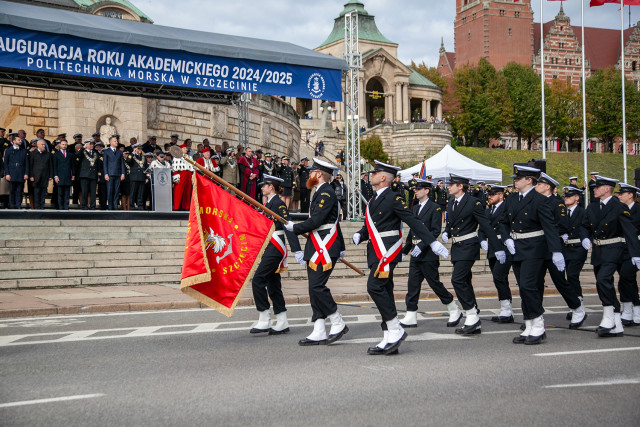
453, 58, 509, 147
546, 79, 582, 152
360, 134, 389, 164
410, 61, 449, 91
500, 62, 541, 150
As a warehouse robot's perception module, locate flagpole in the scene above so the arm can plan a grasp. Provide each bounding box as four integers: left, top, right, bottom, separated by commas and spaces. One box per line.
540, 0, 547, 159
169, 146, 365, 276
621, 0, 628, 183
581, 0, 589, 202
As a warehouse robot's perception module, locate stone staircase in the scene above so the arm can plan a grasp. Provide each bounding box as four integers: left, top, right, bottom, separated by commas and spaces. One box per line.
0, 219, 498, 290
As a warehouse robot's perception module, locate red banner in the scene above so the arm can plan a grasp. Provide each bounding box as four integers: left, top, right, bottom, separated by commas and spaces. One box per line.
180, 173, 274, 317
591, 0, 640, 6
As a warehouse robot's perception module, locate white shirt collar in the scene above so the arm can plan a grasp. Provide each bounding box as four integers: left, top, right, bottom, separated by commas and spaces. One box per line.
601, 195, 613, 205
520, 187, 534, 198
567, 204, 577, 214
376, 186, 389, 197
629, 202, 635, 210
454, 193, 465, 203
493, 200, 503, 210
267, 194, 277, 204
419, 198, 429, 207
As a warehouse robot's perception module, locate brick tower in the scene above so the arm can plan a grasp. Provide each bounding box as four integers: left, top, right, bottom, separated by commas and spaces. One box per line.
454, 0, 534, 70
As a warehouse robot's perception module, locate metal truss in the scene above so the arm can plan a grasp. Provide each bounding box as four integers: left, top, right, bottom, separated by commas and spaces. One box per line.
232, 93, 251, 147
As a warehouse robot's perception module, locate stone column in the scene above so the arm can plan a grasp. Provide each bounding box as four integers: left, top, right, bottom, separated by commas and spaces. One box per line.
421, 98, 427, 121
402, 83, 409, 123
385, 95, 392, 123
426, 99, 432, 120
395, 83, 402, 122
312, 99, 320, 120
437, 102, 443, 121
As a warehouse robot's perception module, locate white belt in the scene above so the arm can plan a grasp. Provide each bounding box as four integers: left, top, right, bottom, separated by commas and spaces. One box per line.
593, 237, 624, 246
378, 230, 400, 238
451, 232, 478, 244
273, 230, 285, 237
565, 238, 581, 245
510, 230, 544, 240
316, 224, 334, 231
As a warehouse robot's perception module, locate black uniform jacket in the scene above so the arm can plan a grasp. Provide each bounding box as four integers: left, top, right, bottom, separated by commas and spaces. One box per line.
358, 187, 436, 268
126, 153, 148, 182
562, 205, 588, 261
580, 197, 640, 265
446, 194, 501, 262
74, 149, 100, 180
402, 199, 442, 262
500, 189, 562, 262
276, 164, 294, 189
265, 195, 301, 257
544, 195, 569, 259
478, 201, 510, 260
29, 150, 52, 187
293, 182, 345, 260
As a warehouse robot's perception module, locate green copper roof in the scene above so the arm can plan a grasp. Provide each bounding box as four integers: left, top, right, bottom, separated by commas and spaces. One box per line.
408, 66, 440, 90
73, 0, 152, 23
318, 1, 396, 48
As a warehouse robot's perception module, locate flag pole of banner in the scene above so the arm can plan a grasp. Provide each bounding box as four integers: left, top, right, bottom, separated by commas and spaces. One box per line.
581, 0, 590, 201
541, 0, 547, 159
180, 172, 274, 317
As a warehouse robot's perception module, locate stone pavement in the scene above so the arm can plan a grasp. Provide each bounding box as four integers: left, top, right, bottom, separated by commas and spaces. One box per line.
0, 271, 599, 318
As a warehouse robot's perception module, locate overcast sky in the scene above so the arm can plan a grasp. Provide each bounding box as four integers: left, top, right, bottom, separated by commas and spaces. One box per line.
135, 0, 638, 66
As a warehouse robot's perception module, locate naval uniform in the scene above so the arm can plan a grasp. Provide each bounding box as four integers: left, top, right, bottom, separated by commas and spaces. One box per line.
74, 149, 100, 210
126, 153, 147, 210
401, 198, 451, 310
478, 201, 513, 302
618, 202, 640, 310
298, 165, 311, 212
292, 181, 345, 321
252, 194, 301, 314
277, 164, 294, 197
563, 204, 588, 298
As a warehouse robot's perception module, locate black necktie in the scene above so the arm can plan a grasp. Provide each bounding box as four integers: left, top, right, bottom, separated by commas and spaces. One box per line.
519, 194, 523, 202
453, 200, 459, 211
490, 205, 495, 215
600, 202, 604, 210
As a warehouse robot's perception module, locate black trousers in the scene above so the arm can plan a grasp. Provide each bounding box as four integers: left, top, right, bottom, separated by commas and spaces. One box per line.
541, 259, 581, 309
450, 260, 476, 311
129, 181, 144, 209
488, 257, 512, 301
252, 251, 287, 314
512, 258, 546, 320
368, 262, 399, 322
594, 263, 621, 312
80, 178, 97, 209
617, 259, 640, 305
406, 258, 453, 311
9, 181, 23, 209
566, 256, 587, 298
97, 182, 107, 210
106, 178, 120, 210
33, 186, 47, 209
57, 185, 71, 210
142, 181, 152, 210
72, 179, 82, 204
300, 188, 310, 213
307, 257, 338, 321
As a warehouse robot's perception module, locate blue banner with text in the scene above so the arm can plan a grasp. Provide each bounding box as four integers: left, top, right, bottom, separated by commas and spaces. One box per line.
0, 26, 343, 101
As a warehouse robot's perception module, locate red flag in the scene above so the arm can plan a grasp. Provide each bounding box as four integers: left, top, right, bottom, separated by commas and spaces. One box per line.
180, 173, 274, 317
591, 0, 640, 6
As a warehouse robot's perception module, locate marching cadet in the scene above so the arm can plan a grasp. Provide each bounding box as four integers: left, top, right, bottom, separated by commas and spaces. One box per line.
407, 172, 419, 208
472, 181, 487, 207
400, 179, 462, 328
283, 158, 348, 346
276, 156, 295, 208
588, 171, 598, 203
434, 179, 448, 222
250, 174, 304, 335
562, 186, 589, 317
441, 174, 506, 335
74, 138, 99, 210
535, 173, 586, 328
614, 183, 640, 327
352, 161, 449, 355
580, 176, 640, 337
126, 143, 147, 210
569, 176, 586, 207
478, 185, 514, 323
298, 157, 311, 213
501, 165, 566, 345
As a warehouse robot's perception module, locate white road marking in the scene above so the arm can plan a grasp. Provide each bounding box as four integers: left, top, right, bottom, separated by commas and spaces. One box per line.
544, 378, 640, 388
0, 394, 105, 408
341, 331, 470, 345
534, 347, 640, 357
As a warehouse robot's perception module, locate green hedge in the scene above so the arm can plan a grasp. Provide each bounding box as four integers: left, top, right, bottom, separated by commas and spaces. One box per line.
456, 147, 640, 186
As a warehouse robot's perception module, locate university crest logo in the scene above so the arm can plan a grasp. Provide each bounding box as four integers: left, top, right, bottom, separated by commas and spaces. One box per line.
307, 72, 326, 99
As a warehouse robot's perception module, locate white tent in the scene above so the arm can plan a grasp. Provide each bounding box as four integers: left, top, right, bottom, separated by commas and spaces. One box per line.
399, 145, 503, 183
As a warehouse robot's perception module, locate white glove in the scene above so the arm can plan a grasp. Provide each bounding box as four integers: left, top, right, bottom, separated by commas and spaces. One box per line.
561, 234, 569, 242
495, 250, 506, 265
172, 174, 180, 183
505, 239, 516, 255
283, 221, 294, 232
552, 252, 566, 272
632, 257, 640, 270
401, 253, 406, 262
441, 232, 449, 243
480, 240, 488, 251
411, 246, 422, 258
352, 232, 361, 246
295, 251, 305, 266
430, 240, 449, 259
582, 238, 592, 251
338, 250, 346, 262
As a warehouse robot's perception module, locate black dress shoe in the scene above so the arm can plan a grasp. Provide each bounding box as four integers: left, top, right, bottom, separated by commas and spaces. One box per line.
491, 315, 514, 323
446, 312, 463, 327
399, 322, 417, 328
569, 313, 587, 329
367, 346, 398, 355
298, 338, 328, 346
621, 319, 638, 327
455, 320, 481, 335
327, 325, 349, 344
249, 327, 269, 334
524, 332, 546, 345
382, 331, 408, 354
268, 327, 290, 335
596, 328, 623, 338
512, 335, 527, 344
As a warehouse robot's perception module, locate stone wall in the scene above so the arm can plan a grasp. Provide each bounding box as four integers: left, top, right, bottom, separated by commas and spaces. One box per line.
0, 86, 59, 136
366, 123, 452, 165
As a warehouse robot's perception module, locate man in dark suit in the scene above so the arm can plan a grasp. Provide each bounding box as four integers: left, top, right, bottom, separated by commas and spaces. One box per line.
352, 161, 449, 355
441, 174, 505, 336
478, 185, 514, 323
103, 136, 125, 210
400, 179, 461, 328
283, 158, 348, 346
52, 140, 74, 210
75, 138, 100, 210
126, 143, 147, 210
580, 177, 640, 337
562, 186, 588, 316
615, 183, 640, 326
501, 165, 566, 345
3, 134, 29, 209
29, 139, 52, 209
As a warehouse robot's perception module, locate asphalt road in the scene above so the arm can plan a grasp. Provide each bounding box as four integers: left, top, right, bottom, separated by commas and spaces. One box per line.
1, 294, 639, 426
